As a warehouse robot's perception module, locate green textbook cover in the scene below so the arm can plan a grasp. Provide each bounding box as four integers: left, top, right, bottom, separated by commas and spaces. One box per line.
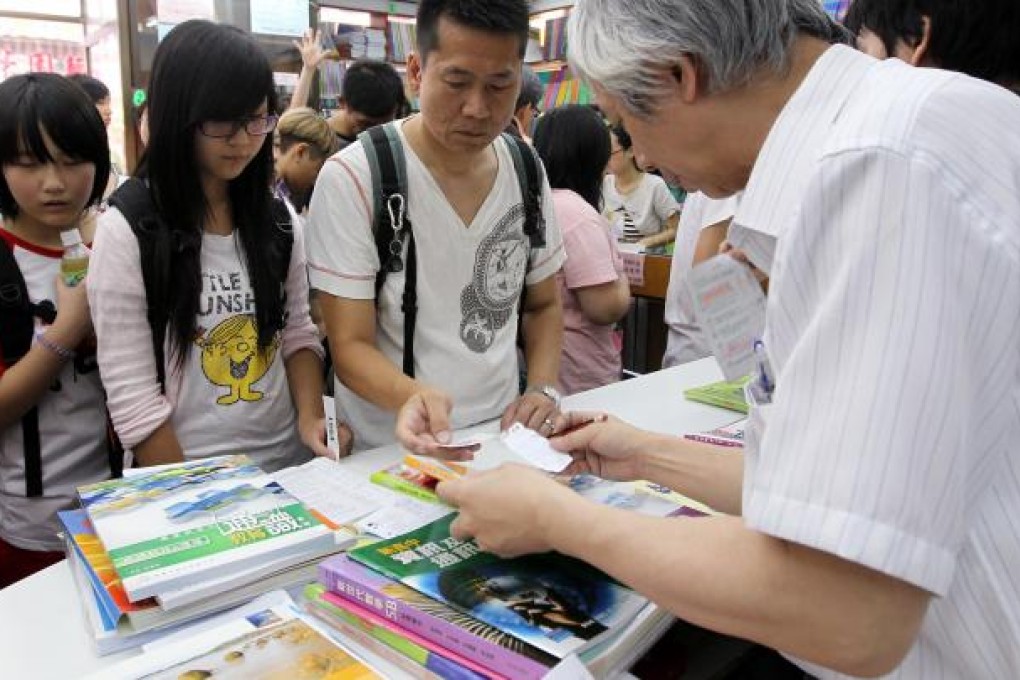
78, 455, 335, 603
683, 376, 750, 413
348, 515, 645, 659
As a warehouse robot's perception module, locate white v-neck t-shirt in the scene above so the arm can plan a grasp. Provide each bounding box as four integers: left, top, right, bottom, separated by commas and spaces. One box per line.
306, 120, 565, 449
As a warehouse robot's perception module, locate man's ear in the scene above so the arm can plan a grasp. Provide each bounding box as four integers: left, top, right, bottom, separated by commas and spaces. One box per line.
907, 16, 932, 66
407, 52, 424, 95
670, 54, 701, 104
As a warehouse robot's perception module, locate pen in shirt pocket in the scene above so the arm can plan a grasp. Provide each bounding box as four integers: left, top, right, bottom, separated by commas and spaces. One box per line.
752, 339, 775, 402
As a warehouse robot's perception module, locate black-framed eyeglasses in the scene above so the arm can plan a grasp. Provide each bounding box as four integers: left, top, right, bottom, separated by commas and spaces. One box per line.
198, 114, 279, 139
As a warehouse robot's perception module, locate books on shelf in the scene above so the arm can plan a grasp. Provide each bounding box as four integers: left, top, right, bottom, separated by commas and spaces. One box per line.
388, 21, 417, 63
347, 515, 646, 660
682, 377, 750, 413
542, 16, 568, 61
77, 454, 337, 602
319, 554, 557, 679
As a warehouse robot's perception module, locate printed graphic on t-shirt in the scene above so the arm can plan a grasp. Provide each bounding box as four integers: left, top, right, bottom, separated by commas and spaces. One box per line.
460, 204, 528, 353
195, 314, 280, 405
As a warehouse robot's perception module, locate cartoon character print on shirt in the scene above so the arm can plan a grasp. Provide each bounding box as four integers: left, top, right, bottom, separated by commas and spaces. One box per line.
460, 204, 529, 353
194, 314, 279, 405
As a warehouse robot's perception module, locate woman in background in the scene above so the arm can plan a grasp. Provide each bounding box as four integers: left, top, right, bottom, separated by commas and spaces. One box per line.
533, 105, 630, 395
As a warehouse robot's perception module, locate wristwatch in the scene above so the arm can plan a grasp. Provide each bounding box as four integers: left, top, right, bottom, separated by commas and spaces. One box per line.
526, 384, 562, 408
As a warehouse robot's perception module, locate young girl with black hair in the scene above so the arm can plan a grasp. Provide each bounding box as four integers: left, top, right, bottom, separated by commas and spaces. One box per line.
533, 105, 630, 395
0, 73, 114, 586
89, 20, 348, 470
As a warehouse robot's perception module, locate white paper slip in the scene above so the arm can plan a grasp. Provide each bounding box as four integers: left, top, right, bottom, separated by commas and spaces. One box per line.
323, 395, 341, 457
501, 422, 574, 473
356, 496, 454, 539
688, 254, 767, 381
274, 457, 390, 525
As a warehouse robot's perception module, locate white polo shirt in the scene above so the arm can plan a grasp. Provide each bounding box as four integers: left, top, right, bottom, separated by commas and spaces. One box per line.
735, 45, 1020, 678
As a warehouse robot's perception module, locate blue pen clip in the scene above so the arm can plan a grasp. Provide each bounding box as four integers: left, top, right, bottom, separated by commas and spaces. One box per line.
752, 339, 774, 403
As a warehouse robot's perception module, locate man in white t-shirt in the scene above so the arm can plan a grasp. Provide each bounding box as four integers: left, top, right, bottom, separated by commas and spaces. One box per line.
306, 0, 565, 453
662, 192, 740, 368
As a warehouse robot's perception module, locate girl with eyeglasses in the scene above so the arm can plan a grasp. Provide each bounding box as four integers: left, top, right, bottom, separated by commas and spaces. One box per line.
89, 20, 351, 470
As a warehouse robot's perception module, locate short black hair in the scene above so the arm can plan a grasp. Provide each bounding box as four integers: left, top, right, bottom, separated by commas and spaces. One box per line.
845, 0, 1020, 87
142, 20, 284, 365
0, 73, 110, 217
844, 0, 924, 57
67, 74, 111, 103
515, 65, 543, 113
610, 124, 633, 151
341, 59, 405, 120
416, 0, 530, 62
533, 105, 611, 212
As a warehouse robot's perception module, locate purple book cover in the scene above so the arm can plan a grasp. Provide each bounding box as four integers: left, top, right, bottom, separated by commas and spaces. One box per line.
319, 555, 556, 679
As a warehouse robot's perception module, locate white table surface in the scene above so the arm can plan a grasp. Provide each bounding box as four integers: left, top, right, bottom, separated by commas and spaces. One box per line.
0, 359, 731, 679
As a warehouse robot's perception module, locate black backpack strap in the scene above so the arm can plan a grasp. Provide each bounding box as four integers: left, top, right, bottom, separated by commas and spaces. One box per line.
107, 178, 168, 393
360, 123, 417, 378
1, 237, 46, 496
501, 132, 547, 251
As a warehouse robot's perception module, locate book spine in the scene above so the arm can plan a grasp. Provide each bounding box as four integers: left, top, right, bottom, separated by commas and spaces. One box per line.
313, 591, 491, 680
681, 433, 744, 448
369, 469, 439, 503
321, 564, 551, 680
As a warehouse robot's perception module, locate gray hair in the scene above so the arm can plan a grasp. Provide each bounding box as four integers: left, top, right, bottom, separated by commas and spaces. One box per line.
568, 0, 832, 116
516, 65, 544, 111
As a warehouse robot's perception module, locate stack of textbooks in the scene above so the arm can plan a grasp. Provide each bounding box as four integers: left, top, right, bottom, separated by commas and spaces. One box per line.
307, 514, 658, 679
64, 455, 354, 654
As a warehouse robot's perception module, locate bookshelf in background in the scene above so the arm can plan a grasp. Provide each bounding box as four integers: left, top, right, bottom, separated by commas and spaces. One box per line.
537, 63, 594, 108
315, 8, 419, 115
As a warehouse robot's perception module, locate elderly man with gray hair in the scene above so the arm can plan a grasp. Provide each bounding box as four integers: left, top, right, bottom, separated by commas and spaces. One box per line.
421, 0, 1020, 677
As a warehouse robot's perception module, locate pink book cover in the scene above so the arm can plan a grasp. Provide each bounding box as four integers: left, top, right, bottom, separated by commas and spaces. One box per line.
319, 555, 556, 680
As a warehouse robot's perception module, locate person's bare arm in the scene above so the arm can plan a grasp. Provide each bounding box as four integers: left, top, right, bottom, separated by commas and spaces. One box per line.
289, 29, 326, 111
519, 276, 562, 389
442, 466, 931, 678
692, 220, 730, 265
0, 277, 90, 430
638, 212, 680, 249
320, 293, 421, 411
555, 505, 930, 677
574, 277, 630, 326
132, 421, 185, 466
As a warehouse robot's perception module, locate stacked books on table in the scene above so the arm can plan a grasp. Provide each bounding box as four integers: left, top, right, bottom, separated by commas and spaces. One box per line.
64, 455, 354, 655
306, 513, 661, 679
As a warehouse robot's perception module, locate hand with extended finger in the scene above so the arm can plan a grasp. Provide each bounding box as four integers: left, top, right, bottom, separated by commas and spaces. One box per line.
395, 387, 480, 461
437, 464, 580, 558
549, 411, 652, 482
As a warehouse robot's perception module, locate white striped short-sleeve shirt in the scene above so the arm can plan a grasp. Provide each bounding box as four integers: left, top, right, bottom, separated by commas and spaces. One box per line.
734, 46, 1020, 678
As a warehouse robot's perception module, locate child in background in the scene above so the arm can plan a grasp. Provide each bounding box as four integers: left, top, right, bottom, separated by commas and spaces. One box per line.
89, 20, 348, 471
603, 124, 681, 249
0, 73, 115, 587
533, 105, 630, 395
